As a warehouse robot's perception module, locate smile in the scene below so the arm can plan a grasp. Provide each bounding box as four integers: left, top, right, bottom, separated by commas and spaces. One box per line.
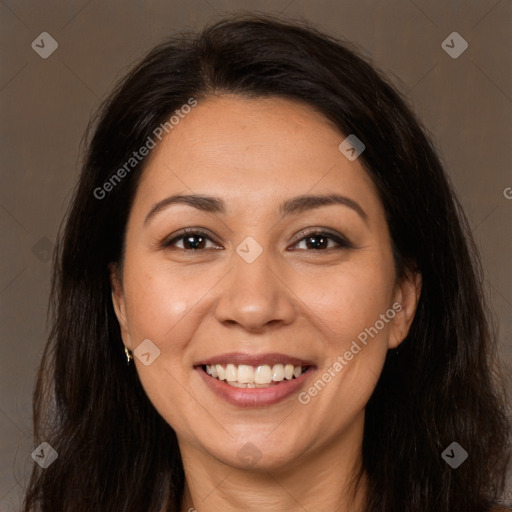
203, 363, 308, 387
194, 352, 316, 407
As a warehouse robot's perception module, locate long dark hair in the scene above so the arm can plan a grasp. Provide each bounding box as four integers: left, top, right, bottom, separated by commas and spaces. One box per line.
22, 13, 511, 512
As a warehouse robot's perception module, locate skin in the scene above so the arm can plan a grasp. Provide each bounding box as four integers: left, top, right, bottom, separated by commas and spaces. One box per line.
110, 95, 421, 512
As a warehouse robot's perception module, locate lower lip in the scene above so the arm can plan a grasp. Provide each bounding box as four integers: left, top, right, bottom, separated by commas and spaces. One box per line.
196, 366, 315, 407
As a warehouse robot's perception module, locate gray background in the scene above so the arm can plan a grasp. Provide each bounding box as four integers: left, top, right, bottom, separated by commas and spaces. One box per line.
0, 0, 511, 509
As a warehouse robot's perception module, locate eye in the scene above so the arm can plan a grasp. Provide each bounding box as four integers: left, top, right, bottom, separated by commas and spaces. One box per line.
162, 227, 352, 252
162, 228, 222, 251
291, 229, 353, 251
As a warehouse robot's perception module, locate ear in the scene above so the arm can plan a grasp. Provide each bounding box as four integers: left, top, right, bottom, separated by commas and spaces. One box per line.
388, 270, 422, 349
109, 262, 132, 350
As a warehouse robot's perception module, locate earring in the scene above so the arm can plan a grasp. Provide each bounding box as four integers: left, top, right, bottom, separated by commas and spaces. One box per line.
124, 346, 133, 365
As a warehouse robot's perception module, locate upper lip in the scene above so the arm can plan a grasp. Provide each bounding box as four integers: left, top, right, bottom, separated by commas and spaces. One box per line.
194, 352, 315, 368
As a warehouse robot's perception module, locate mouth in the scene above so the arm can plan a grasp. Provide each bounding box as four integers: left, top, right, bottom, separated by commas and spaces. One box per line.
200, 363, 312, 388
194, 353, 316, 407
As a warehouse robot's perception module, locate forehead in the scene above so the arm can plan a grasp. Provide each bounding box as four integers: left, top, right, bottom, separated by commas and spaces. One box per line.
133, 95, 381, 218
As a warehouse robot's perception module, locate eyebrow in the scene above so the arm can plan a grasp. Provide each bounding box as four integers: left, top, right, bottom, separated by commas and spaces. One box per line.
143, 193, 368, 226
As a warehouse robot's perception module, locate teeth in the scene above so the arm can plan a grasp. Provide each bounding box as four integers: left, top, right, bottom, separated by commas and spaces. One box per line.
204, 363, 307, 387
254, 365, 272, 384
225, 364, 237, 382
272, 364, 285, 381
216, 364, 225, 380
237, 364, 254, 384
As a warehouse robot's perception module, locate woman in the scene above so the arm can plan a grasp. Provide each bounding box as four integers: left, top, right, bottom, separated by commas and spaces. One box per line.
22, 14, 511, 512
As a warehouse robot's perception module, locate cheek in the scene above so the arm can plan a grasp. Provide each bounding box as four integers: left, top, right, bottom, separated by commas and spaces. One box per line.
293, 259, 394, 426
123, 267, 198, 352
295, 255, 396, 344
120, 260, 211, 432
121, 250, 231, 370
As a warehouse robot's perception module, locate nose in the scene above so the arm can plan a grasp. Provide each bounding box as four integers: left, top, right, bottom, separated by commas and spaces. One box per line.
213, 244, 297, 333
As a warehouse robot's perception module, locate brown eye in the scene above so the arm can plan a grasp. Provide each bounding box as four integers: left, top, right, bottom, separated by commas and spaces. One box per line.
162, 229, 222, 250
292, 230, 353, 251
161, 228, 352, 252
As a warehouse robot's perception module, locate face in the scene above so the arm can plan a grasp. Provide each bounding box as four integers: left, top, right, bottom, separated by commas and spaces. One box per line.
110, 95, 420, 473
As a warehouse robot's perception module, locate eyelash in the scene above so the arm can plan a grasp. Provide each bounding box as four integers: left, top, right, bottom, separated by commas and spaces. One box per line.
161, 227, 353, 252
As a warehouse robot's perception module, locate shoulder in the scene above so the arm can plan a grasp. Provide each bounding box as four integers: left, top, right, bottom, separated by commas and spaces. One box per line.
491, 506, 512, 511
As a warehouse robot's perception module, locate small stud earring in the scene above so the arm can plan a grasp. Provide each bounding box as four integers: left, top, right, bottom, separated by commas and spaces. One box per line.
124, 346, 133, 365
